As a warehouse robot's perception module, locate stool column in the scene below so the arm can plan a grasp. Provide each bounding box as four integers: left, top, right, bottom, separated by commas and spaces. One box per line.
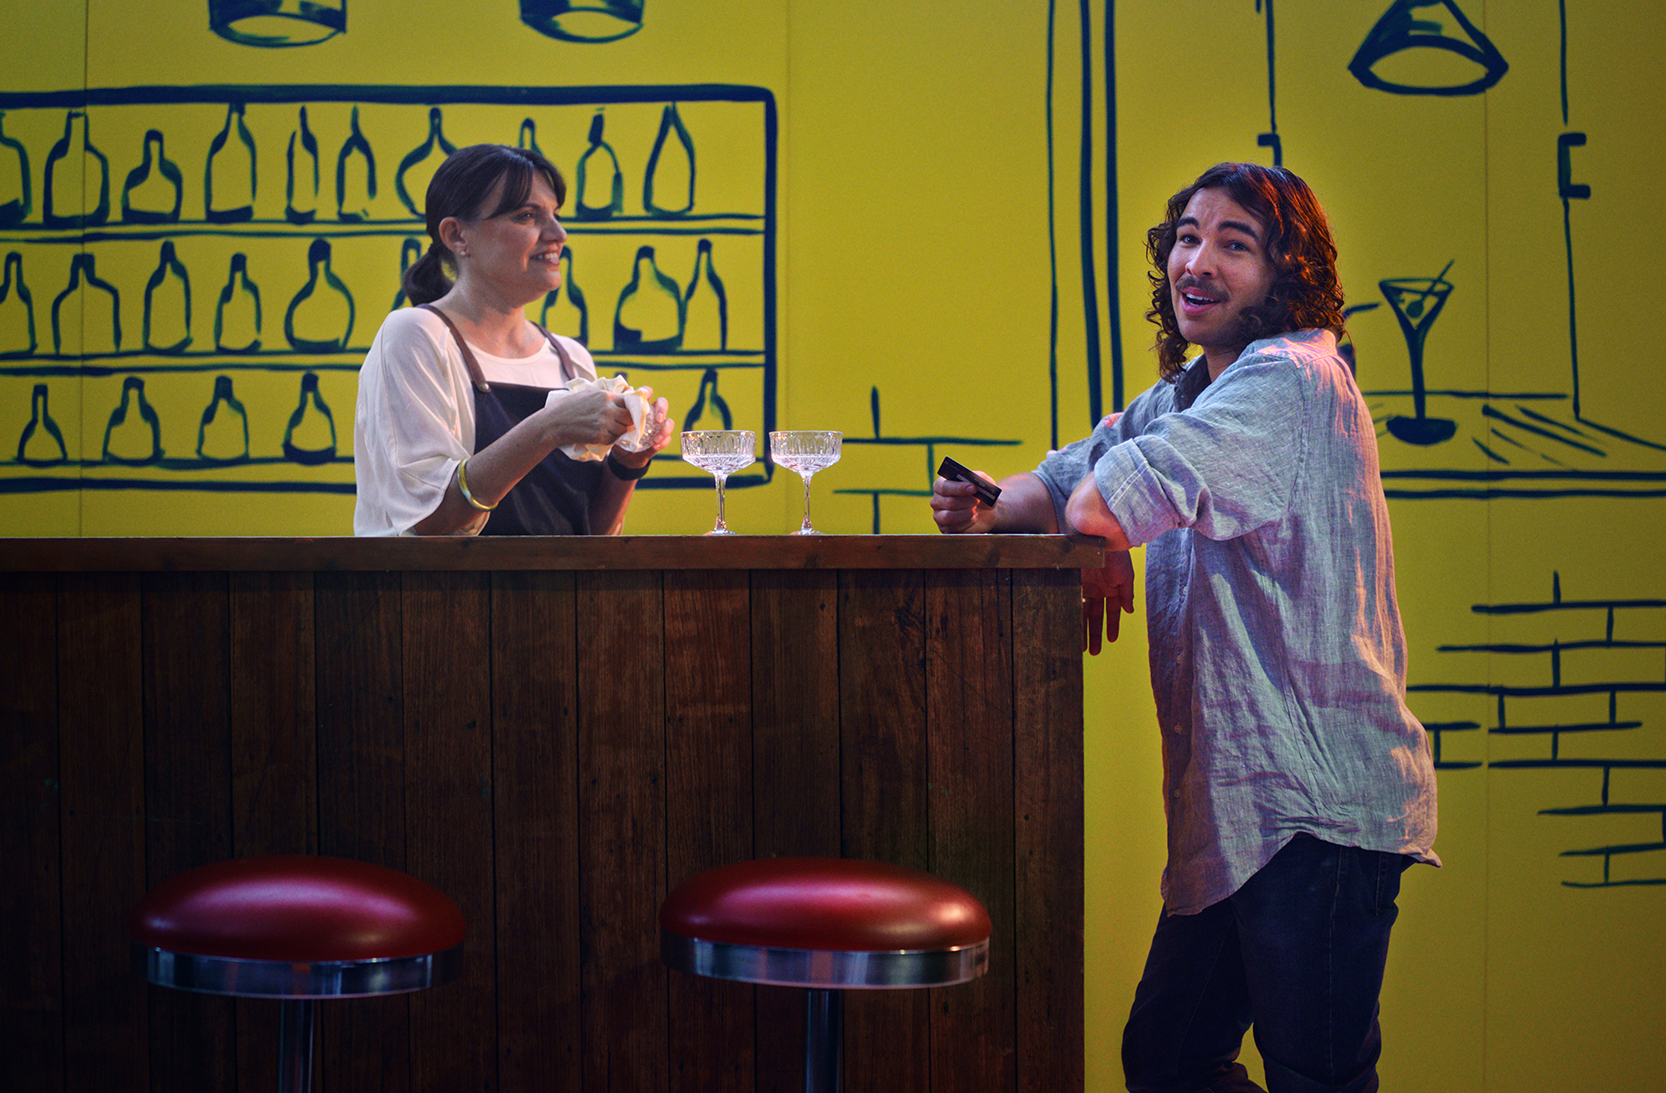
277, 998, 316, 1093
805, 988, 843, 1093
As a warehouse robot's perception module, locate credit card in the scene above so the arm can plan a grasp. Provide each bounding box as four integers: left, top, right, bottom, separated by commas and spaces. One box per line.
938, 456, 1002, 506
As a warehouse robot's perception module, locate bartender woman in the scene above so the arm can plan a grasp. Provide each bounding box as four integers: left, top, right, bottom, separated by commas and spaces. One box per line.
354, 143, 673, 535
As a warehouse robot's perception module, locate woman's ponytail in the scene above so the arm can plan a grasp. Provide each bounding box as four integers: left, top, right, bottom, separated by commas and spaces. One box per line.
401, 244, 453, 306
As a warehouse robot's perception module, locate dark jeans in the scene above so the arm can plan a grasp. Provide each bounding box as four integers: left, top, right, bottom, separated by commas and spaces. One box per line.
1121, 835, 1410, 1093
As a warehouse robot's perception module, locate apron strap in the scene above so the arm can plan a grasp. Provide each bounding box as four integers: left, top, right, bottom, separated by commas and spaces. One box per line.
418, 305, 580, 392
532, 322, 579, 385
417, 303, 490, 392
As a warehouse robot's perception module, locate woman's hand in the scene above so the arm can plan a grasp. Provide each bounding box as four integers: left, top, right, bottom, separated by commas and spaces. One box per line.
1082, 550, 1135, 655
543, 386, 635, 448
610, 389, 675, 471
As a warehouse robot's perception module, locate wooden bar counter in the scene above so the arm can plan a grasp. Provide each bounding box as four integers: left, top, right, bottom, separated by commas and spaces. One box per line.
0, 534, 1099, 1093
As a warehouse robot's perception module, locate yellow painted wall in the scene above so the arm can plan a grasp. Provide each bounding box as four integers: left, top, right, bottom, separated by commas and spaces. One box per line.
2, 2, 1662, 1089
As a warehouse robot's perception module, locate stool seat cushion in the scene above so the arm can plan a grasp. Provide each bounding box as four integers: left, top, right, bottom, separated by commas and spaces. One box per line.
660, 857, 990, 953
130, 855, 466, 963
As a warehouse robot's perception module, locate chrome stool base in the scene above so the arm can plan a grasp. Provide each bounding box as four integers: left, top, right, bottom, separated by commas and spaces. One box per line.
130, 855, 466, 1093
659, 857, 992, 1093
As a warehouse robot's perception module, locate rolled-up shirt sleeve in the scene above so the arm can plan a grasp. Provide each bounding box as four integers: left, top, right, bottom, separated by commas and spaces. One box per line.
1032, 400, 1146, 535
1038, 352, 1307, 546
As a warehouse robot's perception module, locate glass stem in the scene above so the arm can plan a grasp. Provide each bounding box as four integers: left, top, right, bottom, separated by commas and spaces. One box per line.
714, 474, 729, 532
799, 472, 815, 533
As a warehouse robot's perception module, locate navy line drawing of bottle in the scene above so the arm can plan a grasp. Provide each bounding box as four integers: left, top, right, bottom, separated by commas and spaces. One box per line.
336, 106, 377, 222
283, 371, 336, 464
44, 111, 109, 230
1350, 0, 1508, 96
216, 253, 261, 352
103, 376, 162, 464
285, 238, 354, 351
516, 118, 543, 157
396, 107, 456, 218
51, 254, 120, 355
520, 0, 644, 43
574, 112, 623, 220
286, 105, 320, 224
392, 237, 423, 311
682, 368, 732, 431
18, 383, 68, 465
121, 130, 183, 224
206, 102, 257, 223
683, 239, 726, 351
613, 245, 682, 352
144, 241, 192, 352
0, 111, 32, 228
0, 252, 37, 356
540, 245, 587, 344
209, 0, 346, 47
643, 103, 694, 217
198, 375, 249, 462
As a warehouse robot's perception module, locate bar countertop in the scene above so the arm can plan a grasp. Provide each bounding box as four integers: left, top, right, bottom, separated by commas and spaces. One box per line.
0, 533, 1104, 572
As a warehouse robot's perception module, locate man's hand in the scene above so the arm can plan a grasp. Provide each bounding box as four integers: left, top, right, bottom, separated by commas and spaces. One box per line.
931, 471, 1002, 534
1082, 550, 1135, 655
930, 470, 1061, 535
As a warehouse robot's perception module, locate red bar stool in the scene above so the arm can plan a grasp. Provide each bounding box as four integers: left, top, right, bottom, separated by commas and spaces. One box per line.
661, 857, 991, 1093
130, 855, 466, 1093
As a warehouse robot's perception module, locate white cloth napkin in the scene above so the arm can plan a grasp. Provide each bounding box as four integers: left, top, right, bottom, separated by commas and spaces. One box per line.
544, 375, 652, 461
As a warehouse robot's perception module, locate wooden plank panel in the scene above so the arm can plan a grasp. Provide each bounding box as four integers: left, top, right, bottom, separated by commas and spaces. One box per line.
1012, 568, 1085, 1093
576, 570, 667, 1093
403, 571, 497, 1093
837, 569, 929, 866
751, 569, 839, 858
56, 573, 149, 1093
228, 571, 318, 858
228, 570, 319, 1093
142, 572, 235, 1093
491, 570, 582, 1093
313, 571, 409, 1093
838, 569, 932, 1092
665, 569, 756, 1092
926, 568, 1017, 1093
0, 574, 64, 1093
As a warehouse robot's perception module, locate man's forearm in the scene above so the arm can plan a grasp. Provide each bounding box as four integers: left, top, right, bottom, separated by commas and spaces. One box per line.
1065, 473, 1132, 550
985, 472, 1062, 534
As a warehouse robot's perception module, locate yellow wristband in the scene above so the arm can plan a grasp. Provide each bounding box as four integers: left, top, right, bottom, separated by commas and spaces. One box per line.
456, 458, 498, 511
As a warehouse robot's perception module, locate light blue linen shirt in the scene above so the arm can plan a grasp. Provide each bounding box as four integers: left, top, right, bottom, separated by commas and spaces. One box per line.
1034, 329, 1439, 914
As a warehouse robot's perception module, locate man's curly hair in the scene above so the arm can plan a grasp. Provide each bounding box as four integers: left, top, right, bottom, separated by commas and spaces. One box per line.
1146, 163, 1346, 382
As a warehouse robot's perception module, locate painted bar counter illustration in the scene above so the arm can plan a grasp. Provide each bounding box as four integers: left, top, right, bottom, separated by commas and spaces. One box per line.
0, 532, 1097, 1093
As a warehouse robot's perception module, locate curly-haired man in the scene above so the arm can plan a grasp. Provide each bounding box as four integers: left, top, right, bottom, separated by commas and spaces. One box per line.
932, 163, 1438, 1093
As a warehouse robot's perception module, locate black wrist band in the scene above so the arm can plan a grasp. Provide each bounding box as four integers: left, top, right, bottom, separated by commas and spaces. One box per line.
606, 452, 651, 481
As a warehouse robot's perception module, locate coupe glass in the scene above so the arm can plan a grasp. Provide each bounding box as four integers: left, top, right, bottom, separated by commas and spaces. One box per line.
768, 431, 842, 534
680, 430, 755, 534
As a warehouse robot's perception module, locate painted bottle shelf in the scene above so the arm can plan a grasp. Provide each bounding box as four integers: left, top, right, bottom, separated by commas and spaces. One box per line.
0, 84, 778, 495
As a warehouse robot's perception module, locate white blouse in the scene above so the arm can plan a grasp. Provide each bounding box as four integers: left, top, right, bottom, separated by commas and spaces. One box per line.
352, 305, 598, 536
